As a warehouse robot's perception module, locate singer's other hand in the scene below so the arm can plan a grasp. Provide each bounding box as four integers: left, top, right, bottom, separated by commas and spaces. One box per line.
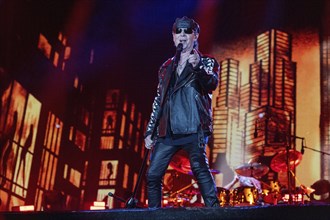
144, 135, 154, 149
188, 49, 200, 68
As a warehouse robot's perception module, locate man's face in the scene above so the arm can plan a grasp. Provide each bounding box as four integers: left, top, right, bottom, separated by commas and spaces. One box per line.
172, 28, 198, 53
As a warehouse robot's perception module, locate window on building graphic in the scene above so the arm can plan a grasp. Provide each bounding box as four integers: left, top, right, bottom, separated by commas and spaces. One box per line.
35, 111, 62, 210
0, 81, 41, 210
99, 160, 118, 186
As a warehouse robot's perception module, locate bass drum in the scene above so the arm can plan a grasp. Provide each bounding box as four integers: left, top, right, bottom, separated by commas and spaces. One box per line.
232, 186, 258, 206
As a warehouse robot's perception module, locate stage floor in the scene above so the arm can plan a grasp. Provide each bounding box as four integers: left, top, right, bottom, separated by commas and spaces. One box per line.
1, 204, 330, 220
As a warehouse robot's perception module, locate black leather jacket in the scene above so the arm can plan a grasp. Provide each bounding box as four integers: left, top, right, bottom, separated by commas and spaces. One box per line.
145, 53, 219, 140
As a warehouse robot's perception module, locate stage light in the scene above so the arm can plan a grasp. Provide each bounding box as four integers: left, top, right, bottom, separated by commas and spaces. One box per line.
163, 199, 168, 206
93, 201, 105, 207
90, 201, 106, 210
90, 206, 105, 210
258, 112, 265, 118
12, 205, 35, 212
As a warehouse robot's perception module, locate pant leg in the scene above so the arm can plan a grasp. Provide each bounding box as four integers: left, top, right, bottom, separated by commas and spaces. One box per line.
183, 142, 219, 207
146, 142, 178, 208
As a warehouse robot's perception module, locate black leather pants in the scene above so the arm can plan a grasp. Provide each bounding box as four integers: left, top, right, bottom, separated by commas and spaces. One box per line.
146, 142, 219, 208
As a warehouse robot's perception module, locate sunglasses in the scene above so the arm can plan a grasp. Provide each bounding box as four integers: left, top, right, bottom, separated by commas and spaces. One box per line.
175, 28, 193, 34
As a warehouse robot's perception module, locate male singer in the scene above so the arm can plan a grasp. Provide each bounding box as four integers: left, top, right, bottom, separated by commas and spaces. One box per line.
144, 16, 220, 208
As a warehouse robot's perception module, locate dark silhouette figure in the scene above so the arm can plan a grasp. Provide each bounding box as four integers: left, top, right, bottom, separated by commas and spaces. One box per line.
107, 162, 114, 185
106, 115, 113, 130
0, 111, 18, 186
15, 124, 34, 188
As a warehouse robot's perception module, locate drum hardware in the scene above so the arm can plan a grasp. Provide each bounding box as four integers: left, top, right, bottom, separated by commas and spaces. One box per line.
261, 189, 277, 205
300, 184, 315, 195
165, 193, 190, 207
280, 190, 304, 204
167, 149, 220, 207
289, 170, 315, 198
169, 180, 198, 198
270, 148, 303, 204
260, 180, 280, 192
217, 187, 231, 207
163, 180, 200, 207
265, 181, 279, 205
218, 180, 282, 206
269, 180, 280, 192
217, 185, 280, 206
217, 186, 259, 207
270, 170, 311, 205
231, 186, 258, 206
257, 180, 280, 205
230, 162, 269, 206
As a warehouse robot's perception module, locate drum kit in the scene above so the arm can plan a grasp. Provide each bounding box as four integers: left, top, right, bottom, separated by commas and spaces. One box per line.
164, 149, 313, 207
221, 149, 313, 206
163, 151, 220, 207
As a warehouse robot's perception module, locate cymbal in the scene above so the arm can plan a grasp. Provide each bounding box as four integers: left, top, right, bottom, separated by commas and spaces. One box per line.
270, 149, 302, 172
170, 150, 220, 175
234, 162, 269, 178
169, 151, 191, 174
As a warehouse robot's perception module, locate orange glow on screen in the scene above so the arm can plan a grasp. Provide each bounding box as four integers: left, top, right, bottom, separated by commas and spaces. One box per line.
69, 167, 82, 188
64, 46, 71, 60
38, 34, 51, 59
74, 129, 86, 151
212, 29, 320, 187
100, 136, 114, 149
0, 81, 42, 199
293, 31, 320, 186
53, 51, 59, 67
123, 164, 129, 189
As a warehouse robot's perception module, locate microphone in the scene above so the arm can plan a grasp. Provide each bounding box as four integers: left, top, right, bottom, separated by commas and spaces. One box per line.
108, 192, 126, 203
177, 43, 183, 52
172, 43, 183, 71
301, 138, 305, 155
254, 120, 258, 138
